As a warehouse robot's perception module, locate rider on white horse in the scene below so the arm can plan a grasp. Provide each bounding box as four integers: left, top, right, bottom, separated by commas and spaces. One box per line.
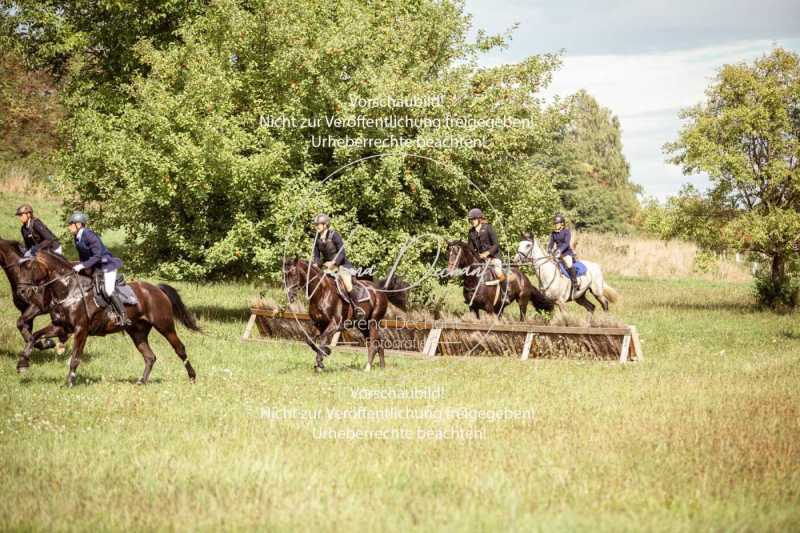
547, 214, 577, 297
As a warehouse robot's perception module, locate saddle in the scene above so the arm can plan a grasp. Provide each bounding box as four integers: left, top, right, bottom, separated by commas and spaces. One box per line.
324, 271, 372, 305
557, 260, 587, 278
91, 271, 139, 307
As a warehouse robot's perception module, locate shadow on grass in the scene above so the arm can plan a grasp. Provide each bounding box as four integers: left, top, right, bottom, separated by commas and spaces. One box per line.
0, 345, 89, 365
18, 373, 164, 386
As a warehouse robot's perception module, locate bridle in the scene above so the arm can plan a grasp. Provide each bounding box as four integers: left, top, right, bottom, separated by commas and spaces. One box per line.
17, 261, 92, 317
518, 240, 560, 292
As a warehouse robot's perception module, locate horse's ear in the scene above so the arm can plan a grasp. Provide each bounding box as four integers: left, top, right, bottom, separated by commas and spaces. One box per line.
522, 232, 532, 242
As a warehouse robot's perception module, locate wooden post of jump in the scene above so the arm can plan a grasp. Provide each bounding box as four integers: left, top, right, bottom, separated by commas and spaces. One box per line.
241, 313, 257, 341
520, 332, 536, 361
422, 328, 442, 357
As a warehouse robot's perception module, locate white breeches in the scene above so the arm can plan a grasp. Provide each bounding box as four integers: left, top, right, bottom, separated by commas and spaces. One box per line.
104, 270, 117, 296
562, 255, 574, 268
487, 257, 503, 276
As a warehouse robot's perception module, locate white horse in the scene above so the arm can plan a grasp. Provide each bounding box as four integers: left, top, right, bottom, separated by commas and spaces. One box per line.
515, 236, 618, 315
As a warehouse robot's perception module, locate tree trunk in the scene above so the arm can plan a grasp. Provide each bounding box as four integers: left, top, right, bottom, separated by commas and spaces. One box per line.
771, 254, 785, 287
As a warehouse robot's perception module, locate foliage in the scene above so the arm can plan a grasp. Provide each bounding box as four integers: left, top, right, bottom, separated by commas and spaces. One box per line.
665, 48, 800, 308
555, 90, 641, 233
13, 0, 567, 294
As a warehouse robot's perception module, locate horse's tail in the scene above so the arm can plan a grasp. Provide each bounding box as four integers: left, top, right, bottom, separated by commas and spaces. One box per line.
531, 287, 555, 312
159, 284, 201, 332
377, 277, 409, 311
603, 284, 620, 303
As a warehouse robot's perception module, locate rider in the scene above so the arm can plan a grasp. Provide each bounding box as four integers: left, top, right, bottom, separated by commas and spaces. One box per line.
67, 212, 131, 327
311, 213, 365, 319
467, 208, 508, 289
16, 204, 62, 257
548, 213, 577, 296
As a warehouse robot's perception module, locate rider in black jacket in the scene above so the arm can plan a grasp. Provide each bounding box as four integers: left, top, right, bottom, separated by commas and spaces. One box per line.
16, 204, 62, 256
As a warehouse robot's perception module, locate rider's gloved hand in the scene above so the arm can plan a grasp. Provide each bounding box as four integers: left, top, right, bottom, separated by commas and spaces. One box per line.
23, 249, 33, 258
72, 264, 85, 272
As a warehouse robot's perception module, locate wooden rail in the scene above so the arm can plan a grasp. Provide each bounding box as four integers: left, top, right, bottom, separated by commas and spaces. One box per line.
242, 307, 643, 362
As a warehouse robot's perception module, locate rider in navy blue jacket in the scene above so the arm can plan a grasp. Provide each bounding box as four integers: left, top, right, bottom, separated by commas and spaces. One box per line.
67, 212, 130, 326
547, 214, 577, 295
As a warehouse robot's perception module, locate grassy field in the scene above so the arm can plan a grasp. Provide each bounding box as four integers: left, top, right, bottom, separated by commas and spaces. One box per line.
1, 192, 799, 531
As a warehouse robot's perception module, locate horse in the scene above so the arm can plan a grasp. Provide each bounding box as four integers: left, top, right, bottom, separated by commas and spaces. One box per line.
282, 257, 407, 372
16, 250, 200, 386
515, 235, 618, 316
0, 239, 69, 356
445, 240, 553, 319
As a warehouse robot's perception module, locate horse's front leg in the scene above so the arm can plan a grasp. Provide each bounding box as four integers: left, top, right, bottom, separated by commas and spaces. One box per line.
314, 321, 341, 371
66, 327, 89, 387
16, 304, 43, 372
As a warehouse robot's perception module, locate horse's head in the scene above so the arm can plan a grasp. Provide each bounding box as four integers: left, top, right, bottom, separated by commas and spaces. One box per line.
445, 240, 468, 276
0, 239, 23, 266
282, 256, 308, 303
516, 233, 536, 263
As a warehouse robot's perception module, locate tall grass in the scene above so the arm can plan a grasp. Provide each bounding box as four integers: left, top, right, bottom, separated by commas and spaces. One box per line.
575, 232, 751, 282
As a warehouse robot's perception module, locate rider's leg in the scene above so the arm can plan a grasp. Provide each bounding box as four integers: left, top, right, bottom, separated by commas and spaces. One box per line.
340, 268, 365, 319
563, 255, 577, 296
104, 269, 131, 326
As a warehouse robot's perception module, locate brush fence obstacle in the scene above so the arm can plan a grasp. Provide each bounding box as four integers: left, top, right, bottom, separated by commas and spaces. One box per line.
242, 307, 643, 362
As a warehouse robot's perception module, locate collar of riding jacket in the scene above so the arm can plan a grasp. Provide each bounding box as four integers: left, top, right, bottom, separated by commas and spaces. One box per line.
76, 228, 85, 241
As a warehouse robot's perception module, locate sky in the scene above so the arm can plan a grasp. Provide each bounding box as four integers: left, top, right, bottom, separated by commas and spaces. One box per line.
464, 0, 800, 200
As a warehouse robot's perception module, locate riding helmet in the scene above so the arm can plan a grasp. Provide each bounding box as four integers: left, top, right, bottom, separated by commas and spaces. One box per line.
15, 204, 33, 216
553, 213, 565, 224
467, 208, 484, 220
313, 213, 330, 225
68, 212, 88, 225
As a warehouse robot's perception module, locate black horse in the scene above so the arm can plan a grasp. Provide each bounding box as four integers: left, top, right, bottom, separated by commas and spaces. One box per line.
446, 240, 553, 319
0, 239, 68, 356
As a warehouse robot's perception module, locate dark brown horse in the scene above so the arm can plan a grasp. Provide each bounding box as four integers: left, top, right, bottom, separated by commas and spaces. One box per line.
0, 239, 69, 355
282, 258, 407, 372
446, 240, 553, 319
17, 250, 199, 386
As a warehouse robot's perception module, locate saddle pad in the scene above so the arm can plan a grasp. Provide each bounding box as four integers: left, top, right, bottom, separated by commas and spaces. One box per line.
334, 276, 372, 303
558, 260, 588, 278
92, 283, 139, 308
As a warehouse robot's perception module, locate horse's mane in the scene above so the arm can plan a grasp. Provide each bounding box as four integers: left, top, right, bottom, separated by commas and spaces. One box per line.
35, 250, 74, 273
0, 239, 23, 262
448, 240, 479, 263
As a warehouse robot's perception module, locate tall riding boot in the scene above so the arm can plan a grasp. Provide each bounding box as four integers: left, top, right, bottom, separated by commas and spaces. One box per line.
109, 292, 132, 327
349, 288, 366, 320
568, 267, 578, 299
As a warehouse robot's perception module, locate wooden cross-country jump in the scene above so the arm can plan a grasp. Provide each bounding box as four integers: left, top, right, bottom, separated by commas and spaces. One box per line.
242, 307, 643, 362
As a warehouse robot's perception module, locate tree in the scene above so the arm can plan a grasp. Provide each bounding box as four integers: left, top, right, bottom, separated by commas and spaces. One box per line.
45, 0, 564, 298
666, 48, 800, 308
555, 90, 640, 233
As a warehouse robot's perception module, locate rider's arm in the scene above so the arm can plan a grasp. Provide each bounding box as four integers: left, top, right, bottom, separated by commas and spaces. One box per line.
547, 233, 555, 253
30, 219, 57, 253
80, 230, 104, 269
331, 231, 346, 266
558, 229, 572, 254
312, 238, 322, 266
485, 225, 499, 256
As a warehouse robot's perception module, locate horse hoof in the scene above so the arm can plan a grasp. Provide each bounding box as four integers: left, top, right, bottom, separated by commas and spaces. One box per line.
16, 366, 28, 374
55, 342, 67, 356
135, 379, 145, 385
364, 365, 371, 372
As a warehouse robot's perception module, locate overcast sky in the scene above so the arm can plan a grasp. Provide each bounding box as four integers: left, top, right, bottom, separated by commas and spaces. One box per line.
464, 0, 800, 200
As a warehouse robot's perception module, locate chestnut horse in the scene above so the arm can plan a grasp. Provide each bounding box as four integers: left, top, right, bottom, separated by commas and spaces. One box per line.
282, 258, 407, 372
17, 250, 199, 386
446, 240, 553, 319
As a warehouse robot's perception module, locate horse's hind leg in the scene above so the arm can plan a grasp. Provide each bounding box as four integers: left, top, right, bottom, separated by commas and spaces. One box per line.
575, 294, 596, 316
154, 322, 196, 382
129, 324, 157, 385
518, 291, 530, 322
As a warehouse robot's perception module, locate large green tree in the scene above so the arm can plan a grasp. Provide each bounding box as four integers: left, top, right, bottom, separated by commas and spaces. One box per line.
666, 48, 800, 308
32, 0, 565, 296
